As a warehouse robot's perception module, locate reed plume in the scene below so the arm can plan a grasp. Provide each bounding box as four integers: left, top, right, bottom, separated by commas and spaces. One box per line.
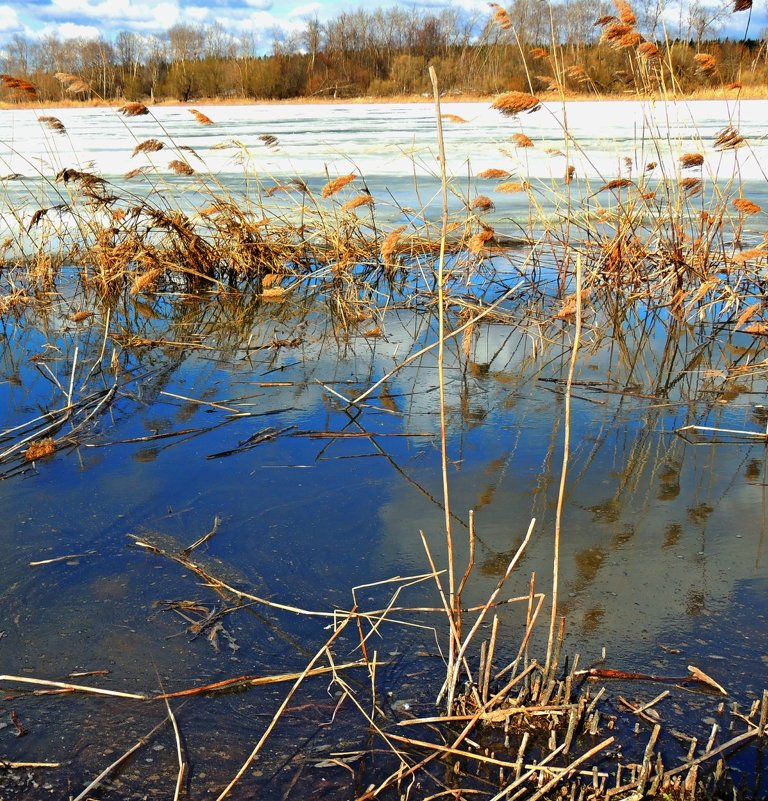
491, 91, 541, 116
472, 195, 494, 212
38, 116, 66, 134
680, 153, 704, 168
341, 195, 374, 212
733, 198, 762, 215
321, 173, 357, 197
478, 168, 512, 179
169, 160, 194, 176
495, 181, 528, 192
118, 102, 150, 117
714, 126, 744, 150
189, 109, 214, 125
132, 139, 165, 157
694, 54, 718, 73
511, 132, 534, 147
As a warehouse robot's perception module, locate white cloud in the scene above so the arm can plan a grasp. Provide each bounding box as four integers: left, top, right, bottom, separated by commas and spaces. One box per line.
0, 5, 20, 31
288, 2, 321, 16
38, 20, 101, 38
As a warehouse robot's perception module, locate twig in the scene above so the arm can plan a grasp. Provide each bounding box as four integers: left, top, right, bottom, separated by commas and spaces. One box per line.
0, 675, 146, 700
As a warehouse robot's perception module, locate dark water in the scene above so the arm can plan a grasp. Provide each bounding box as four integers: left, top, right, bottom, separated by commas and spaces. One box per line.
1, 280, 767, 798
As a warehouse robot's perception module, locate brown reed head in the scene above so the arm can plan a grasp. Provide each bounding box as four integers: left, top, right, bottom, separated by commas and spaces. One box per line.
25, 438, 56, 461
478, 168, 512, 179
118, 102, 150, 117
189, 109, 215, 125
341, 194, 374, 212
529, 47, 549, 60
694, 53, 717, 73
488, 2, 513, 30
259, 134, 280, 149
1, 74, 37, 98
169, 160, 194, 176
322, 173, 357, 197
733, 197, 762, 215
638, 42, 661, 60
679, 177, 703, 196
491, 92, 541, 117
495, 181, 528, 192
511, 133, 534, 148
680, 153, 704, 168
132, 139, 164, 157
733, 0, 752, 10
597, 178, 633, 192
472, 195, 495, 212
714, 126, 744, 151
38, 116, 66, 134
614, 0, 637, 26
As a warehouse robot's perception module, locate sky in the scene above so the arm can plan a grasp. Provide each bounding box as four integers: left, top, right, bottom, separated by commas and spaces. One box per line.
0, 0, 490, 50
0, 0, 763, 52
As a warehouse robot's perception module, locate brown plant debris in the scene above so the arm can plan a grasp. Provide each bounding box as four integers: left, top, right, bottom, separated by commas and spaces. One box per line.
680, 153, 705, 168
472, 195, 494, 212
118, 102, 150, 117
492, 91, 541, 117
189, 109, 214, 125
322, 173, 356, 198
169, 160, 194, 176
131, 139, 164, 157
478, 168, 511, 179
468, 226, 495, 253
25, 438, 56, 461
38, 116, 66, 134
694, 53, 718, 73
71, 310, 93, 322
733, 197, 762, 215
511, 132, 534, 148
714, 126, 745, 150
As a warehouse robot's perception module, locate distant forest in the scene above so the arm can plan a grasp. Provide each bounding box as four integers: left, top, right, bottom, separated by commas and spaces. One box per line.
1, 3, 766, 102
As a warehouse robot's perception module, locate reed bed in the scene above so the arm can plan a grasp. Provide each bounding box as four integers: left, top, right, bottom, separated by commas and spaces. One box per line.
2, 3, 768, 798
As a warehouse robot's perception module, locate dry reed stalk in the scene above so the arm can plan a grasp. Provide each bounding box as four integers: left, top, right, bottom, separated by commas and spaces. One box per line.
495, 181, 528, 192
0, 674, 146, 699
694, 53, 718, 73
472, 195, 494, 212
132, 139, 164, 157
168, 160, 194, 176
733, 197, 761, 214
430, 64, 458, 710
189, 108, 214, 125
341, 194, 374, 212
321, 173, 356, 197
118, 101, 150, 116
38, 116, 66, 134
680, 153, 705, 168
544, 255, 583, 682
492, 91, 542, 116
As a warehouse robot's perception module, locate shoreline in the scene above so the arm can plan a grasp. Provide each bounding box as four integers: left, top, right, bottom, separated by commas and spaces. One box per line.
2, 86, 767, 111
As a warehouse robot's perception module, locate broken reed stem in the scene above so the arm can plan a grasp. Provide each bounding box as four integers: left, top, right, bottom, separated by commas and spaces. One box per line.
0, 675, 146, 699
429, 64, 457, 706
545, 254, 583, 681
214, 613, 354, 801
163, 697, 185, 801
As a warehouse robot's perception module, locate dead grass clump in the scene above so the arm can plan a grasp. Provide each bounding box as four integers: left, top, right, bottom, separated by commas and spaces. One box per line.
478, 168, 512, 179
169, 160, 194, 176
25, 438, 56, 461
511, 132, 534, 148
322, 173, 357, 198
118, 102, 150, 117
680, 153, 704, 168
733, 197, 762, 215
189, 109, 214, 125
491, 91, 541, 117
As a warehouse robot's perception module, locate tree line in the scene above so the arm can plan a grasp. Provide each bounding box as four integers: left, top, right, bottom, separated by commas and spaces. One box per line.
1, 3, 767, 103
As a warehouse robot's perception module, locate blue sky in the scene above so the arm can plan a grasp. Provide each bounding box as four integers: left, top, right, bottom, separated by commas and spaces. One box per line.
0, 0, 763, 51
0, 0, 488, 49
